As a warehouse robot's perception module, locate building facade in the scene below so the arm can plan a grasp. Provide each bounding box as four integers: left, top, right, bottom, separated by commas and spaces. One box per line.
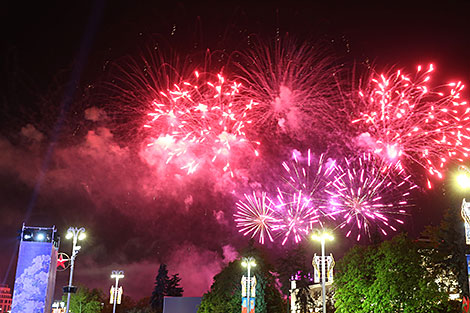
290, 253, 335, 313
0, 285, 12, 313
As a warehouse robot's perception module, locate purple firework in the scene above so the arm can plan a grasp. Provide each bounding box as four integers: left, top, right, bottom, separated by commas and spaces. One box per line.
234, 192, 279, 244
280, 150, 336, 220
273, 190, 320, 245
327, 152, 416, 241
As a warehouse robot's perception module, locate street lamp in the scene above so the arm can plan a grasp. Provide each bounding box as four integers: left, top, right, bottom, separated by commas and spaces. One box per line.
64, 227, 86, 313
311, 229, 334, 313
242, 257, 256, 313
111, 270, 124, 313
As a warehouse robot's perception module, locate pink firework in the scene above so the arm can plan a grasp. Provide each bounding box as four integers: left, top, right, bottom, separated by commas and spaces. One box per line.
352, 64, 469, 188
274, 190, 321, 245
143, 71, 260, 175
327, 153, 416, 241
280, 150, 336, 220
234, 192, 279, 244
236, 37, 339, 140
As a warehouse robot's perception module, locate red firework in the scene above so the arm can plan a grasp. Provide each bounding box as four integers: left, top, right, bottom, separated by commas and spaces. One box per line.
143, 71, 260, 175
352, 64, 469, 188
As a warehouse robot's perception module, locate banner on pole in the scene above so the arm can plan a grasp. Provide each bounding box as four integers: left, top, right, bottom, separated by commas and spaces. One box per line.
249, 298, 255, 313
312, 254, 335, 283
241, 297, 247, 313
312, 254, 321, 283
110, 286, 123, 304
241, 276, 256, 313
241, 276, 247, 297
461, 199, 470, 245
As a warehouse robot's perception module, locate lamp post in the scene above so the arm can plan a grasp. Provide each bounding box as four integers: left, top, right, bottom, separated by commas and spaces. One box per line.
242, 257, 256, 313
65, 227, 86, 313
111, 270, 124, 313
311, 229, 334, 313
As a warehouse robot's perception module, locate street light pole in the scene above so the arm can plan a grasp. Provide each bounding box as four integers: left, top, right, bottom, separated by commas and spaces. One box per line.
111, 270, 124, 313
321, 236, 326, 313
65, 227, 86, 313
242, 257, 256, 313
311, 230, 334, 313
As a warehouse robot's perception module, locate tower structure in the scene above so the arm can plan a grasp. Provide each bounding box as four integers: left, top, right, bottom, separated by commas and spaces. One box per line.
11, 224, 59, 313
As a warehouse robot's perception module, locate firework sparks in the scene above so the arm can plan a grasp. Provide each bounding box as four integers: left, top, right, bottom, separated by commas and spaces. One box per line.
274, 190, 321, 245
236, 37, 339, 141
352, 64, 469, 187
327, 153, 416, 241
234, 192, 279, 244
143, 71, 260, 175
234, 150, 337, 245
280, 150, 336, 219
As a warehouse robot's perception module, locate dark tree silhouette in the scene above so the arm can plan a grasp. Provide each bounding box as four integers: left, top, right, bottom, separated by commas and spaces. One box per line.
150, 264, 184, 312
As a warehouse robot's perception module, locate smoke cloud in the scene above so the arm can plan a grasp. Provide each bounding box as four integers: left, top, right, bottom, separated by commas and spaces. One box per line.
0, 114, 245, 299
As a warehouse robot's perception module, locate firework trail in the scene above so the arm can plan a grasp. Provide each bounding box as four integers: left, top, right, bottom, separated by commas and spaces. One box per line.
327, 153, 416, 241
280, 150, 336, 220
143, 71, 260, 175
103, 50, 193, 144
235, 37, 340, 142
352, 64, 469, 188
234, 192, 279, 244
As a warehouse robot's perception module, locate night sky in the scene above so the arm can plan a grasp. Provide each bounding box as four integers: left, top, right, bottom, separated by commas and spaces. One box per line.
1, 0, 470, 300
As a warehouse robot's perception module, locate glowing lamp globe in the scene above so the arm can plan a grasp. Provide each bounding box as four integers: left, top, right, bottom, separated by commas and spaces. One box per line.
457, 173, 470, 190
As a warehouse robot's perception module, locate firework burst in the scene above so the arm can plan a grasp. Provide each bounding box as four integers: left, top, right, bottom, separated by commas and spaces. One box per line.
235, 37, 340, 141
280, 150, 336, 219
103, 50, 193, 144
274, 190, 321, 245
352, 64, 469, 188
142, 71, 260, 175
104, 50, 261, 176
234, 192, 279, 244
328, 153, 416, 241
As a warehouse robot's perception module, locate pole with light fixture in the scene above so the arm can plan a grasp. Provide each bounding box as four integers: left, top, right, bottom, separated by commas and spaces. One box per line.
111, 270, 124, 313
242, 257, 256, 313
311, 229, 334, 313
64, 227, 86, 313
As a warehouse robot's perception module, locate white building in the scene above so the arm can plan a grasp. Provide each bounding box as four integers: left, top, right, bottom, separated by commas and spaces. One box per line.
289, 253, 335, 313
